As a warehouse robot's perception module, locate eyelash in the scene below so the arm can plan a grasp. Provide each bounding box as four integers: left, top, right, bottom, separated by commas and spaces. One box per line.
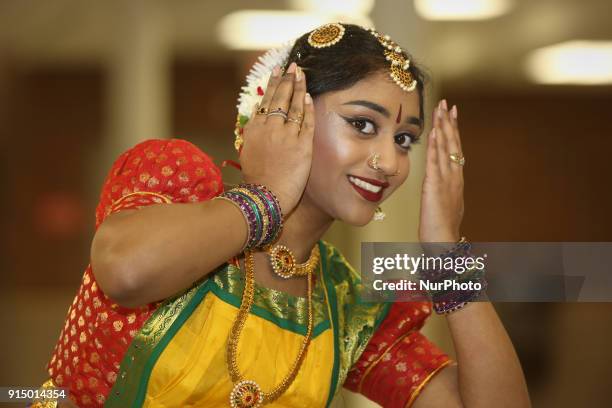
344, 117, 420, 151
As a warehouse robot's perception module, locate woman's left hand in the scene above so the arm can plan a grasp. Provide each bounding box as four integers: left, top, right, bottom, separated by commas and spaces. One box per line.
418, 99, 465, 244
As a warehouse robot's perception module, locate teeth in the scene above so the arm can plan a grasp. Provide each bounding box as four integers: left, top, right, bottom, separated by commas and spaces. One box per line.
348, 176, 382, 193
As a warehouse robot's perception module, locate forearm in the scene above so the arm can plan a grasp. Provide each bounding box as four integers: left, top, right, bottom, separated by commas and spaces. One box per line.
446, 301, 530, 407
91, 198, 247, 307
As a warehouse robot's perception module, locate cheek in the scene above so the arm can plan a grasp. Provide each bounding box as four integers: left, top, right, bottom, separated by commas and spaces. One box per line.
311, 115, 354, 177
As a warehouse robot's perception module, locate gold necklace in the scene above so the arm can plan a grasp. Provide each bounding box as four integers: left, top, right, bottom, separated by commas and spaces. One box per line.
267, 244, 320, 279
227, 250, 315, 407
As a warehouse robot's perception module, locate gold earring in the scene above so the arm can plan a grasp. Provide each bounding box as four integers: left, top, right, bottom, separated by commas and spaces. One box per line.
373, 206, 386, 221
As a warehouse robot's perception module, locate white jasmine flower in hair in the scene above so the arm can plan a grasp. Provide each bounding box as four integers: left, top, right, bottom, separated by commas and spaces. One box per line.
236, 42, 293, 119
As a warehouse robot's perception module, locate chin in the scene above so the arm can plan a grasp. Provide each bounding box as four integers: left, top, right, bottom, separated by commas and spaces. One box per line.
336, 207, 375, 227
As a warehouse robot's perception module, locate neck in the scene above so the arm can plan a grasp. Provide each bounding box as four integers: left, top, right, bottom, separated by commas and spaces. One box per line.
273, 193, 334, 262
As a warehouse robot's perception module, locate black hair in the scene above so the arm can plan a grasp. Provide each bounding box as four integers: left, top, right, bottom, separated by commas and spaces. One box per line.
284, 23, 427, 124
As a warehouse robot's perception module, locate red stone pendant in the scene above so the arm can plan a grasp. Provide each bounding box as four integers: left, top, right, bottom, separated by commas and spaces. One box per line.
229, 380, 263, 408
269, 245, 296, 279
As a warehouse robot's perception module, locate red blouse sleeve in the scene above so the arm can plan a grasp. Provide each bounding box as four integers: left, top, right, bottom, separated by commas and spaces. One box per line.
344, 301, 453, 408
45, 139, 225, 407
94, 138, 224, 229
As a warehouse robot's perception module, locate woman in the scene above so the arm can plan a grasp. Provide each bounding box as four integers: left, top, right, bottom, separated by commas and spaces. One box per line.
38, 23, 529, 407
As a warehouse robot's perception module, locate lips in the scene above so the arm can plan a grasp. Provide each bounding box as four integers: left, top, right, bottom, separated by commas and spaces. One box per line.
347, 175, 389, 202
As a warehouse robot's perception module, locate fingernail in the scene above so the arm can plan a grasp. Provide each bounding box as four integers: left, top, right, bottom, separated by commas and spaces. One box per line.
451, 105, 458, 119
295, 66, 302, 81
287, 62, 297, 74
272, 65, 280, 77
441, 99, 448, 110
305, 93, 312, 104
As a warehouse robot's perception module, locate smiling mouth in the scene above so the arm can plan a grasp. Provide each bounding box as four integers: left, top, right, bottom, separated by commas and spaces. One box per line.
347, 175, 387, 202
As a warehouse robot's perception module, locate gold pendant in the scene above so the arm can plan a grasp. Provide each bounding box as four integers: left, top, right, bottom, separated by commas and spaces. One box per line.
269, 245, 297, 278
230, 380, 263, 408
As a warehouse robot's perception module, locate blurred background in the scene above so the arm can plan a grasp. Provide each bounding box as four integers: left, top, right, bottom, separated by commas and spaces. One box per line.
1, 0, 611, 407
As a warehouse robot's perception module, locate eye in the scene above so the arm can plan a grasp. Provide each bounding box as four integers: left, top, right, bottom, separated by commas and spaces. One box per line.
395, 133, 419, 151
348, 118, 377, 135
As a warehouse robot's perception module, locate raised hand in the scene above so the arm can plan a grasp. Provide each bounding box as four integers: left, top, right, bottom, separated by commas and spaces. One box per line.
239, 62, 315, 216
418, 99, 465, 244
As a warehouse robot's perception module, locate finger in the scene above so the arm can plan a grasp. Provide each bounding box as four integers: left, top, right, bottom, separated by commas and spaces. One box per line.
298, 92, 315, 144
251, 65, 283, 125
426, 127, 440, 179
450, 104, 464, 154
439, 105, 463, 176
441, 103, 462, 157
434, 107, 450, 177
267, 62, 297, 126
286, 66, 306, 135
432, 99, 442, 132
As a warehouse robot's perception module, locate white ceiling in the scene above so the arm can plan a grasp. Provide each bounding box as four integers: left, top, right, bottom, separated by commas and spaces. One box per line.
0, 0, 610, 86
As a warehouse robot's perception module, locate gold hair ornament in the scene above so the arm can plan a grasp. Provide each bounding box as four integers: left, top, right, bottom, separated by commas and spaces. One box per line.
308, 23, 346, 48
367, 28, 417, 92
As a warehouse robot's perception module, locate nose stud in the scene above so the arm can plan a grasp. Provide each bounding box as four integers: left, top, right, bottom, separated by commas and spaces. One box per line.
367, 153, 382, 172
367, 153, 400, 176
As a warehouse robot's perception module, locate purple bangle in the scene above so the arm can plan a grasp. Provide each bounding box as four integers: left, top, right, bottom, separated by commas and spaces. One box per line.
218, 192, 260, 252
226, 190, 264, 249
219, 183, 284, 251
237, 183, 283, 247
417, 237, 487, 315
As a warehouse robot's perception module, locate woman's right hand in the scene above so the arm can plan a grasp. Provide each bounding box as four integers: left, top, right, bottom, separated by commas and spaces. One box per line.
239, 61, 315, 216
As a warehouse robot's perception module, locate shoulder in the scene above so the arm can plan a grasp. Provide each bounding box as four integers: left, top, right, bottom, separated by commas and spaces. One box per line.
95, 138, 224, 228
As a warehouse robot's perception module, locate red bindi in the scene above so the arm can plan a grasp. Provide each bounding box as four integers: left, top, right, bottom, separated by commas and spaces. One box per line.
395, 104, 402, 124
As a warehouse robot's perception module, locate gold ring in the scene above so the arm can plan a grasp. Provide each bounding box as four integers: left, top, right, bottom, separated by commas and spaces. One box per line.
287, 117, 302, 126
256, 106, 269, 115
449, 153, 465, 166
269, 107, 288, 115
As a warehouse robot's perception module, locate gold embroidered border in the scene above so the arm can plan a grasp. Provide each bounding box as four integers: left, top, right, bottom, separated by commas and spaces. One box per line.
29, 378, 60, 408
357, 328, 417, 394
110, 191, 173, 212
405, 359, 454, 408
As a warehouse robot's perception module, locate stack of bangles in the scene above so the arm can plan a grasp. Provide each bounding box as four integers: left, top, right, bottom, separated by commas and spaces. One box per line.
214, 183, 284, 252
419, 237, 487, 314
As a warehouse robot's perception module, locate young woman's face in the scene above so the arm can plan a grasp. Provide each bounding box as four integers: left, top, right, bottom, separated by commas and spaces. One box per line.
305, 70, 423, 226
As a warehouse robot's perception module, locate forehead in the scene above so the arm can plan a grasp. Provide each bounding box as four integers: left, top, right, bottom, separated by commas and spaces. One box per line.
323, 70, 420, 115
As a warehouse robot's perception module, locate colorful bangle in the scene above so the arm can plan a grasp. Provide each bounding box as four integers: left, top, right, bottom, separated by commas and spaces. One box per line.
216, 183, 284, 252
233, 188, 269, 247
227, 190, 264, 249
214, 193, 260, 252
237, 183, 283, 246
418, 237, 487, 315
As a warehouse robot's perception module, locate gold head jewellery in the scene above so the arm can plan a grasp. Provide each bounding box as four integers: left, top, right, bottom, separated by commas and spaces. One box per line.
367, 28, 417, 92
308, 23, 346, 48
227, 251, 314, 407
267, 244, 320, 279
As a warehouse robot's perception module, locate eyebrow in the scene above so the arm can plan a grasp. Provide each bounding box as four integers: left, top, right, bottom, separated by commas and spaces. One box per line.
342, 100, 423, 128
